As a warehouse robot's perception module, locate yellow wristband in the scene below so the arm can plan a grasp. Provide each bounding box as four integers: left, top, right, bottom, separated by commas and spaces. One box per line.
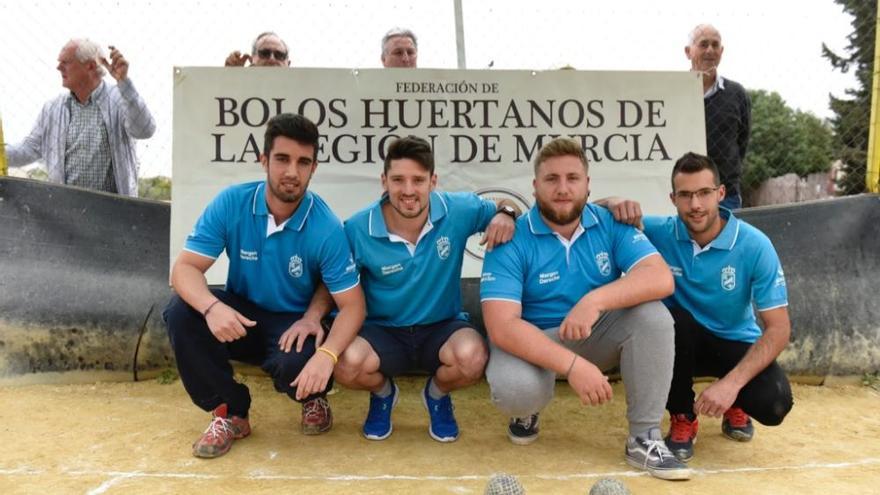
316, 346, 338, 364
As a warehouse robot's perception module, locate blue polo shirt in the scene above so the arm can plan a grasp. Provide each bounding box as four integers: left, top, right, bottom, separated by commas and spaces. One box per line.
345, 191, 497, 326
642, 209, 788, 343
480, 204, 659, 330
184, 181, 359, 313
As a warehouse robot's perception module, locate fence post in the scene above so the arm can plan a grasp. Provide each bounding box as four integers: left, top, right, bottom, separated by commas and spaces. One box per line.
454, 0, 467, 69
867, 0, 880, 192
0, 113, 7, 177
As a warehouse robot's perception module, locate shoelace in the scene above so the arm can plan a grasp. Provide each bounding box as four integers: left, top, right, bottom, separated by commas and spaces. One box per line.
202, 416, 234, 441
303, 399, 328, 422
514, 415, 537, 430
724, 407, 750, 427
669, 414, 695, 442
639, 438, 673, 468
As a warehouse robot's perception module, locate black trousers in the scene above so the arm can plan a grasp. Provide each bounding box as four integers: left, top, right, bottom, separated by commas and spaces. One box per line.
163, 289, 329, 418
666, 307, 793, 426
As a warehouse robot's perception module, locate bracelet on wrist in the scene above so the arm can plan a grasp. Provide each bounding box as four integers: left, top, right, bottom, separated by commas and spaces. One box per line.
202, 299, 221, 318
316, 346, 338, 364
565, 353, 578, 377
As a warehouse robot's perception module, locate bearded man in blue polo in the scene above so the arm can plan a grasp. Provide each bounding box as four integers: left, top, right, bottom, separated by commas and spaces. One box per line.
480, 138, 691, 481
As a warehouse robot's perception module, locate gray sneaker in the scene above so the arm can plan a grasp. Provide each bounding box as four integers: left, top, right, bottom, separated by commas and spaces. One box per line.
625, 429, 692, 481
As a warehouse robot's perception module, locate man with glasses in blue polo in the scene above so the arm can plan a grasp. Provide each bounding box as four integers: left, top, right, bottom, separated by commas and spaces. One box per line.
600, 152, 793, 464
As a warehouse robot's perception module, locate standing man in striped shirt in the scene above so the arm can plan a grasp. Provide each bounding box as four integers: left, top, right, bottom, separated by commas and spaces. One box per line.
6, 38, 155, 196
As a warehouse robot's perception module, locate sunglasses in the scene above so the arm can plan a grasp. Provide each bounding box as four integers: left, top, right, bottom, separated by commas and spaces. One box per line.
257, 49, 288, 61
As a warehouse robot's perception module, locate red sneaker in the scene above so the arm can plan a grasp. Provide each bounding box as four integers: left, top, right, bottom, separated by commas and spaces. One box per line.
664, 413, 699, 461
192, 404, 251, 458
302, 397, 333, 435
722, 407, 754, 442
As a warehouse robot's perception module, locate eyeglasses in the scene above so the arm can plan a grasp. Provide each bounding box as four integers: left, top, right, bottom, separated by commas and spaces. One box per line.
673, 187, 719, 202
257, 49, 288, 61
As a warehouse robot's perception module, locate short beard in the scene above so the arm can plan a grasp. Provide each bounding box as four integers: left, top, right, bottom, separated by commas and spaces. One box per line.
536, 197, 585, 226
389, 200, 427, 219
268, 180, 304, 204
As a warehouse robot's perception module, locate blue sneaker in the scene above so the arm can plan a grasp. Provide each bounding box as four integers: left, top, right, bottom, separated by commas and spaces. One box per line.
421, 378, 459, 442
362, 379, 399, 440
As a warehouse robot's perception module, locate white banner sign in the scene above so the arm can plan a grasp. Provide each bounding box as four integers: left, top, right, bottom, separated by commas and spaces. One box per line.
172, 67, 705, 283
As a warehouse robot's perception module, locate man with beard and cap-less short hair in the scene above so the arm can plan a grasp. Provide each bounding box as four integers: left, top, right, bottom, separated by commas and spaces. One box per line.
480, 138, 691, 481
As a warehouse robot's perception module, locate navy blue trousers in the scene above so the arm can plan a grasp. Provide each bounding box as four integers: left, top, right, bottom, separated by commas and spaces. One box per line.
164, 289, 329, 418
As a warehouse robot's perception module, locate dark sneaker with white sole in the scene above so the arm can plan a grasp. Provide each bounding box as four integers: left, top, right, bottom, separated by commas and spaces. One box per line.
722, 407, 754, 442
625, 429, 692, 480
507, 414, 539, 445
665, 413, 699, 462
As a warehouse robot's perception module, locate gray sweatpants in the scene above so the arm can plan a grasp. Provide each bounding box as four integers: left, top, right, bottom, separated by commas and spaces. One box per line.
486, 301, 674, 438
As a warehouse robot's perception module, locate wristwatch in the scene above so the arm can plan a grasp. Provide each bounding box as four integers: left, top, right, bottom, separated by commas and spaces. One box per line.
496, 204, 517, 220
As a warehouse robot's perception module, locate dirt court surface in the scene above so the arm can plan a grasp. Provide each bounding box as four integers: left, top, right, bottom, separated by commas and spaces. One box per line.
1, 375, 878, 494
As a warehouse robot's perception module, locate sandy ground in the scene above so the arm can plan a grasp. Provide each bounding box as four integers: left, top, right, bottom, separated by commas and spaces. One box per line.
0, 376, 878, 494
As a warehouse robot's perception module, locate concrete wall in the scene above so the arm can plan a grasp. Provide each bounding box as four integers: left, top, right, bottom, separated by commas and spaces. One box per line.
746, 171, 837, 206
0, 177, 877, 381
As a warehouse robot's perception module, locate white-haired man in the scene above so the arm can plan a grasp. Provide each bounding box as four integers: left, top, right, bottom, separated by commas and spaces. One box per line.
6, 39, 155, 196
381, 28, 418, 68
686, 24, 751, 210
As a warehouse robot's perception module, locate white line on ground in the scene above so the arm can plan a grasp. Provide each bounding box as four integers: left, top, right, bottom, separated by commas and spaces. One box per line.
3, 457, 878, 484
86, 473, 136, 495
0, 467, 43, 475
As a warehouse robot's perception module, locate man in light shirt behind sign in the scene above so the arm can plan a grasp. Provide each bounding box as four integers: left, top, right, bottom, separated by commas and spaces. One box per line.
5, 38, 155, 196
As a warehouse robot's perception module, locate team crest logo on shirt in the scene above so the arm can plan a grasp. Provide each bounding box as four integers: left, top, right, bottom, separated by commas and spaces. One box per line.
721, 265, 736, 291
436, 236, 451, 260
288, 255, 303, 278
595, 252, 611, 276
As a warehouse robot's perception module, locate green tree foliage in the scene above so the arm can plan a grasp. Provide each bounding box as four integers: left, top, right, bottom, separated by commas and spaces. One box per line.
822, 0, 876, 194
743, 90, 834, 191
26, 167, 48, 181
138, 175, 171, 201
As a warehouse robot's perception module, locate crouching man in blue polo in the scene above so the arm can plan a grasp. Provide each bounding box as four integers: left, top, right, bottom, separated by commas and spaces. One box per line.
480, 138, 692, 481
334, 135, 518, 442
164, 113, 365, 458
600, 152, 792, 463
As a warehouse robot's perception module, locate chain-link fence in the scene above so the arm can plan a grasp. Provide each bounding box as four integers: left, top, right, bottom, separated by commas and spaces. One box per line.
0, 0, 874, 204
